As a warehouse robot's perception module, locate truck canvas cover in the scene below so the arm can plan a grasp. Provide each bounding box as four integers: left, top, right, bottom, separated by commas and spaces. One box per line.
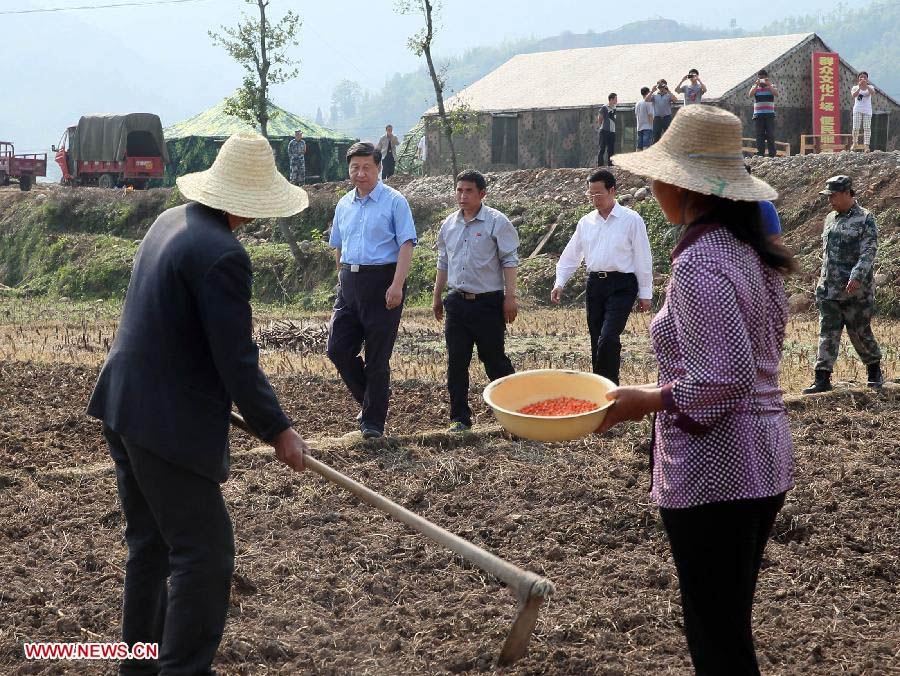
71, 113, 169, 163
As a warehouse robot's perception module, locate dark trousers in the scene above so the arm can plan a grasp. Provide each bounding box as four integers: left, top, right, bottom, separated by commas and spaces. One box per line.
660, 493, 786, 676
444, 291, 514, 426
105, 426, 234, 676
586, 272, 637, 384
754, 116, 776, 157
597, 130, 616, 166
382, 152, 396, 179
653, 114, 672, 142
327, 265, 403, 433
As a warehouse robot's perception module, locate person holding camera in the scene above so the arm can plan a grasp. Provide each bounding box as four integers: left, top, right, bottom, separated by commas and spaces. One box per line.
749, 69, 779, 157
676, 69, 707, 105
851, 71, 876, 150
645, 79, 679, 142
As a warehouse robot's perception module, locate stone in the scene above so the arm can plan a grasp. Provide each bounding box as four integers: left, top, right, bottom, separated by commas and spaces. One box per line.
510, 216, 524, 226
634, 187, 650, 201
619, 194, 633, 205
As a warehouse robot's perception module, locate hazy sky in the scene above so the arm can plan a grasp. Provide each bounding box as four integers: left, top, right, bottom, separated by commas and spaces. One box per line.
5, 0, 873, 154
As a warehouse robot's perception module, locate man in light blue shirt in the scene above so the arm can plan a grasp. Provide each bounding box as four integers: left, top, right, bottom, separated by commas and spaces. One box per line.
327, 142, 417, 438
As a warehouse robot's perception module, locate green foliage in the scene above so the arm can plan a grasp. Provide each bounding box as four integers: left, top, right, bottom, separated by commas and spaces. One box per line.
52, 236, 139, 296
209, 0, 301, 135
247, 241, 335, 305
632, 200, 678, 276
405, 236, 439, 304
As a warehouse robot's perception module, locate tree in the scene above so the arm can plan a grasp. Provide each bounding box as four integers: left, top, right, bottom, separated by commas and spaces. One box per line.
210, 0, 304, 262
209, 0, 301, 138
395, 0, 458, 179
315, 106, 325, 125
331, 80, 364, 121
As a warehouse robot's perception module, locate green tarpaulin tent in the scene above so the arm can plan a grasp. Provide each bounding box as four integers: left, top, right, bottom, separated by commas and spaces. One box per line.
164, 98, 356, 185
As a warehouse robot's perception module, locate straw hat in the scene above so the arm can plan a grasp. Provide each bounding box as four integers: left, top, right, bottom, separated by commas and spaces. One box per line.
613, 105, 777, 202
176, 130, 309, 218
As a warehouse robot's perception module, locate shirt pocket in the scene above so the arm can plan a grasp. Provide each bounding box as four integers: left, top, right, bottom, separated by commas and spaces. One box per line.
470, 231, 497, 268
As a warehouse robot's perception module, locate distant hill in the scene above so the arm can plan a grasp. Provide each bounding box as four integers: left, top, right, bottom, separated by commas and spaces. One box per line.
332, 3, 898, 141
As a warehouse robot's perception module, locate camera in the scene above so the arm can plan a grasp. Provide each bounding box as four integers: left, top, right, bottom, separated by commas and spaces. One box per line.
858, 94, 865, 101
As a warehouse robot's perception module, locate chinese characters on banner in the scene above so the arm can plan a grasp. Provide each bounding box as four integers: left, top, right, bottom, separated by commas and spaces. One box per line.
812, 52, 841, 145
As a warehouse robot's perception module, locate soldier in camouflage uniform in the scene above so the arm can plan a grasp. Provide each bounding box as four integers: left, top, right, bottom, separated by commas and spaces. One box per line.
803, 175, 884, 393
288, 130, 306, 185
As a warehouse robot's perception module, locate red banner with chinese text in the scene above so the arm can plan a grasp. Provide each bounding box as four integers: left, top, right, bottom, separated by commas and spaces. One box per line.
812, 52, 841, 143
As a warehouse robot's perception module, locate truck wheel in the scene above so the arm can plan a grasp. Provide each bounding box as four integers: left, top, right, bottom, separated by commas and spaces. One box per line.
132, 179, 149, 190
0, 171, 8, 186
19, 175, 33, 191
98, 173, 116, 189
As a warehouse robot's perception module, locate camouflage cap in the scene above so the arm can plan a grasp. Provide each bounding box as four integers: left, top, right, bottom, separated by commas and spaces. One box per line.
819, 175, 853, 195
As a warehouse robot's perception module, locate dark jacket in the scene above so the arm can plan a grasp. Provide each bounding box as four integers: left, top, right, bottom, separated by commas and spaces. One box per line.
87, 202, 290, 482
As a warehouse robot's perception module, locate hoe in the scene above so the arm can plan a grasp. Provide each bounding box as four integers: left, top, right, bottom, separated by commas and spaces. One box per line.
231, 412, 555, 665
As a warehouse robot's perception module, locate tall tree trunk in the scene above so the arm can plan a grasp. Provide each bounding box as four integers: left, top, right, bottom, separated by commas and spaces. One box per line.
422, 0, 458, 180
256, 1, 299, 263
257, 0, 269, 138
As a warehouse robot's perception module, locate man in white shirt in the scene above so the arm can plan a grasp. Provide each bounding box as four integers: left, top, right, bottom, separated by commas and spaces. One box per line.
551, 169, 653, 384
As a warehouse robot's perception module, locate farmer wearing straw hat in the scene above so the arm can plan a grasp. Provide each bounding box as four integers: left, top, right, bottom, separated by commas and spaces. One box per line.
88, 130, 311, 675
599, 105, 797, 674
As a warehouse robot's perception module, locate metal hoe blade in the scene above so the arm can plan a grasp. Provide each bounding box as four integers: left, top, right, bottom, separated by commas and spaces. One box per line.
499, 583, 547, 666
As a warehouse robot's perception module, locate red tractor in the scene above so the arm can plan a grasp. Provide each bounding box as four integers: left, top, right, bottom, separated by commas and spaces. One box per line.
53, 113, 168, 189
0, 141, 47, 191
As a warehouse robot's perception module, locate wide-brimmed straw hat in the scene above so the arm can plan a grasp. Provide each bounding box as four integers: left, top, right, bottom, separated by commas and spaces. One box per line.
176, 130, 309, 218
613, 105, 777, 202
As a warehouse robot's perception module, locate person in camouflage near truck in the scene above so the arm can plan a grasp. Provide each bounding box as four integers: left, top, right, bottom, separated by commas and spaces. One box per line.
288, 129, 307, 185
803, 175, 884, 394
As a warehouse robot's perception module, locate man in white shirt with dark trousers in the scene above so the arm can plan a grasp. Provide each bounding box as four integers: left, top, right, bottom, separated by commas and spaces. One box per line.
551, 168, 653, 384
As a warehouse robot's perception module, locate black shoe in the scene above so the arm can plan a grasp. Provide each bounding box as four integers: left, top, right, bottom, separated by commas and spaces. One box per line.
802, 370, 832, 394
361, 425, 383, 439
355, 410, 363, 423
867, 362, 884, 389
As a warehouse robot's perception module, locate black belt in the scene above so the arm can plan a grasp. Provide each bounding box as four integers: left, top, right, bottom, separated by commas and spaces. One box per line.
340, 263, 396, 272
588, 270, 634, 279
451, 289, 503, 300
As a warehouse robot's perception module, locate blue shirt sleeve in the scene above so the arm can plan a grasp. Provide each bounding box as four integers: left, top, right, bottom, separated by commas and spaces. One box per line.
392, 194, 418, 248
329, 201, 343, 249
758, 201, 781, 236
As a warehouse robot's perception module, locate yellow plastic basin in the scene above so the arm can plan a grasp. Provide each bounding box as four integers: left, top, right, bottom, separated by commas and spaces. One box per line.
482, 369, 616, 442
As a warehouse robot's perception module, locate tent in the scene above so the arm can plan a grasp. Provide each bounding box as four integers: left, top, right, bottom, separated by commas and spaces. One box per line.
164, 98, 357, 184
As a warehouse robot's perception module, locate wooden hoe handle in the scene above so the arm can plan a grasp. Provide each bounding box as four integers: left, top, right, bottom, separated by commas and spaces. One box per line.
230, 412, 554, 602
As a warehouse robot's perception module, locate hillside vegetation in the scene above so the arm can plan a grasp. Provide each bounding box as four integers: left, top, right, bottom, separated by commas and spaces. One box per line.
1, 151, 898, 315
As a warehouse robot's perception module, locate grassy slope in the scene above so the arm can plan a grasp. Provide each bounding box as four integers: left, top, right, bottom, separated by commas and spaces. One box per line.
1, 154, 898, 315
